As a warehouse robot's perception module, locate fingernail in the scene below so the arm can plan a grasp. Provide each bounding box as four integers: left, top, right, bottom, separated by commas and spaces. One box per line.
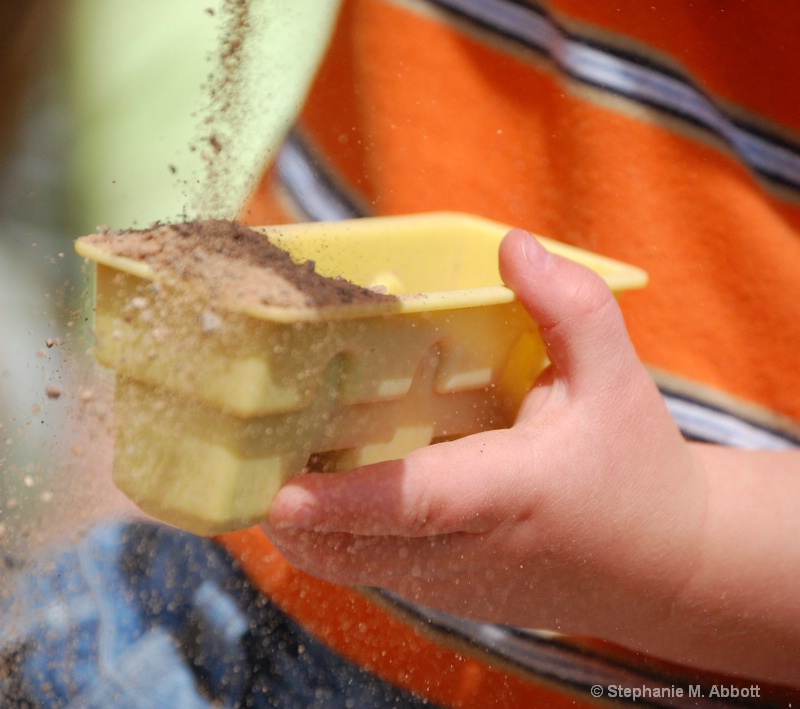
270, 486, 319, 529
516, 229, 550, 268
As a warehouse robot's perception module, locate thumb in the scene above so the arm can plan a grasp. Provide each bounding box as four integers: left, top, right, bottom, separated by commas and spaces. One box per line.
498, 229, 638, 388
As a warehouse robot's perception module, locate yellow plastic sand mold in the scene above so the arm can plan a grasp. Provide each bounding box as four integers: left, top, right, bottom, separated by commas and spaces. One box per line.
75, 212, 647, 536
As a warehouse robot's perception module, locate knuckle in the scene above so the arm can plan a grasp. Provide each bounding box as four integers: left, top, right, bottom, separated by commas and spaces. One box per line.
562, 266, 615, 317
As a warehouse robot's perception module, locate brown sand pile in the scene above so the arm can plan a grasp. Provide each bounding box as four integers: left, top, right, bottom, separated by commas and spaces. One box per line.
83, 219, 396, 309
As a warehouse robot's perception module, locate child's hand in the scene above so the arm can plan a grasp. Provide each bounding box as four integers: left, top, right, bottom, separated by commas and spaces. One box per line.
264, 228, 706, 640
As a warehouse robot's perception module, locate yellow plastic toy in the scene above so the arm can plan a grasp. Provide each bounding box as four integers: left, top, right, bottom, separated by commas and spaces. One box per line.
75, 212, 647, 535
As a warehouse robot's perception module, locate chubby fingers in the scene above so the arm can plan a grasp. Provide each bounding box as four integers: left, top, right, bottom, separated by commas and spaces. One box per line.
263, 430, 531, 588
263, 229, 641, 591
499, 229, 639, 389
266, 428, 531, 537
264, 432, 536, 591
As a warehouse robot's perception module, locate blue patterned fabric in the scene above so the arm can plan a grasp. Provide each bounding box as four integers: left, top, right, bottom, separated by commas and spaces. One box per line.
0, 521, 436, 708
